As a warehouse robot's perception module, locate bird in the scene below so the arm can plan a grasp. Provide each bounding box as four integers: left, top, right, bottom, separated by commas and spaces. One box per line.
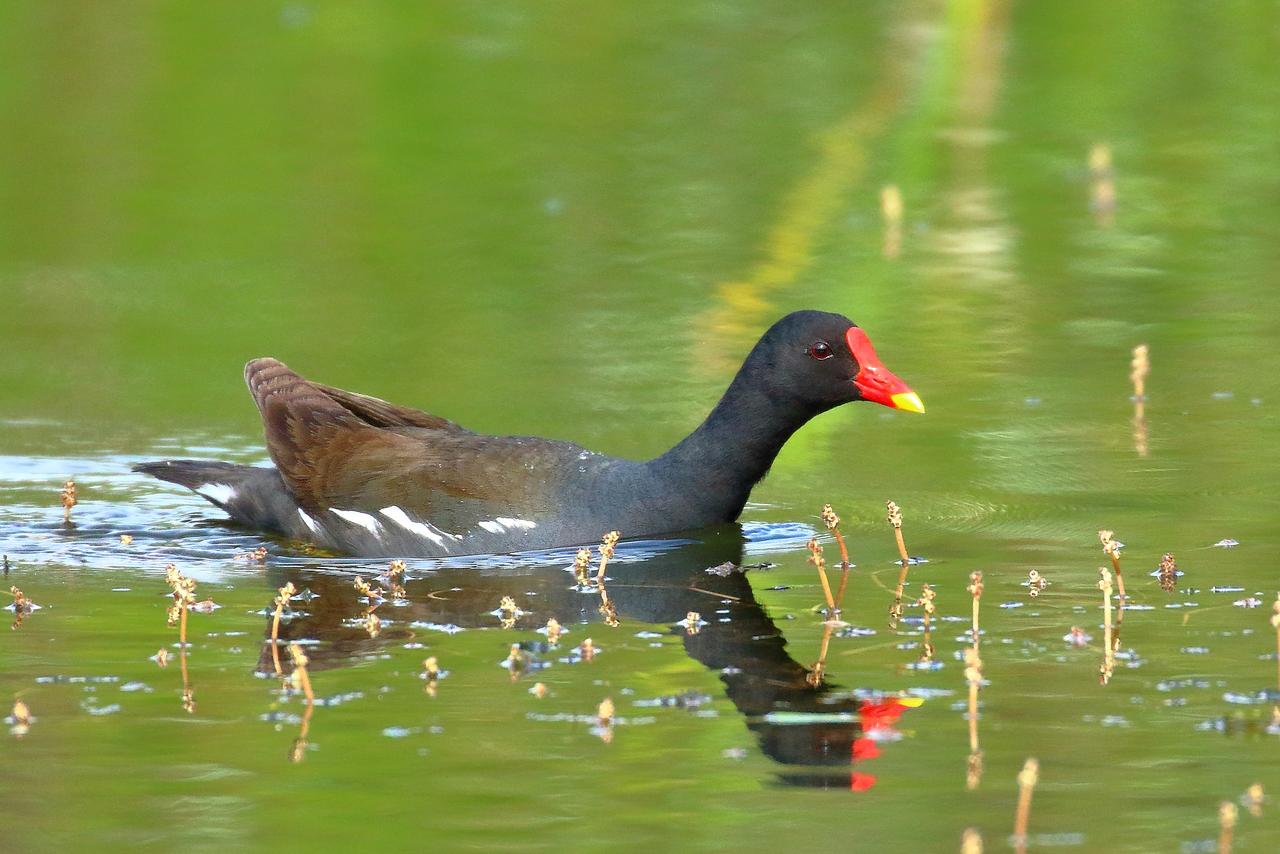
135, 310, 923, 557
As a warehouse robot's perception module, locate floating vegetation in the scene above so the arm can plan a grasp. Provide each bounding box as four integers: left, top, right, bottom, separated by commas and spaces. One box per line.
1213, 539, 1240, 549
1243, 783, 1265, 818
886, 500, 913, 628
9, 699, 32, 738
678, 612, 704, 635
1012, 758, 1039, 854
234, 546, 268, 563
496, 595, 522, 630
543, 618, 563, 645
422, 656, 444, 697
1098, 530, 1127, 600
1064, 627, 1091, 647
386, 560, 407, 601
1158, 552, 1178, 593
351, 576, 385, 637
8, 585, 37, 630
572, 549, 592, 588
1026, 570, 1048, 598
353, 576, 382, 604
60, 478, 77, 523
119, 534, 133, 546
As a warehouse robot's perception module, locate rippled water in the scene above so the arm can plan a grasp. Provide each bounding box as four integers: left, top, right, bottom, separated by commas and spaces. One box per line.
4, 2, 1280, 852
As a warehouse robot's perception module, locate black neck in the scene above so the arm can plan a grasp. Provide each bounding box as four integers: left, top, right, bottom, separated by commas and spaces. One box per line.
646, 368, 823, 523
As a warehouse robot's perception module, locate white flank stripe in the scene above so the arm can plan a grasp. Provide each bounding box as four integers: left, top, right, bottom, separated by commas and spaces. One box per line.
196, 483, 236, 504
297, 509, 319, 532
330, 508, 382, 536
496, 517, 537, 530
380, 506, 449, 548
478, 520, 505, 534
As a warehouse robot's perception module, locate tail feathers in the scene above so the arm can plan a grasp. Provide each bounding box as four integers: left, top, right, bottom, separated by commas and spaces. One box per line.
134, 460, 294, 533
133, 460, 253, 502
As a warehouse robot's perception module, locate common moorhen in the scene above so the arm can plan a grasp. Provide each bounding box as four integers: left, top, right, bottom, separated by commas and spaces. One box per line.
135, 310, 923, 557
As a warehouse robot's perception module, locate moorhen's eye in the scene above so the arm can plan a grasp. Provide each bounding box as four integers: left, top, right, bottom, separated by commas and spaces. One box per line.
807, 340, 834, 361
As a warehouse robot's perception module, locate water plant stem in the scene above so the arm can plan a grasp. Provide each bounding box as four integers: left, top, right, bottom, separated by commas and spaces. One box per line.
595, 531, 619, 584
806, 538, 837, 614
886, 500, 910, 628
1099, 567, 1114, 684
968, 572, 983, 646
1013, 758, 1039, 854
1218, 802, 1237, 854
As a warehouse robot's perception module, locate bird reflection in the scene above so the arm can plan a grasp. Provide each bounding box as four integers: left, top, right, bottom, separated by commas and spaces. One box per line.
255, 528, 919, 787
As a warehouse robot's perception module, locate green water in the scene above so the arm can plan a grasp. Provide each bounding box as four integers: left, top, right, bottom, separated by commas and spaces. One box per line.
3, 1, 1280, 851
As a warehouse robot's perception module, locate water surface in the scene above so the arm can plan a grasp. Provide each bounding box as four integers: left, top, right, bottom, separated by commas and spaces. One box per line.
3, 2, 1280, 851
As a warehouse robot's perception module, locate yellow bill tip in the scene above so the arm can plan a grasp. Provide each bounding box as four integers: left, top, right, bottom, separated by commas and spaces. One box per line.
890, 391, 925, 414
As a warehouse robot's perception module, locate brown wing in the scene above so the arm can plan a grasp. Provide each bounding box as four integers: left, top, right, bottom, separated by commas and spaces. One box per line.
311, 382, 470, 434
243, 358, 566, 521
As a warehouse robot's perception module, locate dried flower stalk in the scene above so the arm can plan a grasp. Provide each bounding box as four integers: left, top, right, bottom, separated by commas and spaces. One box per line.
595, 531, 620, 584
598, 589, 620, 628
1158, 552, 1178, 593
964, 641, 984, 791
1130, 344, 1149, 401
886, 500, 912, 628
60, 479, 77, 523
270, 582, 296, 675
1244, 783, 1265, 818
961, 827, 983, 854
573, 549, 592, 587
822, 504, 854, 610
807, 623, 834, 688
288, 643, 314, 703
1027, 570, 1047, 598
1272, 594, 1280, 722
1098, 530, 1127, 600
1218, 801, 1238, 854
967, 572, 983, 645
164, 564, 197, 647
806, 538, 837, 614
1098, 567, 1114, 684
917, 584, 936, 662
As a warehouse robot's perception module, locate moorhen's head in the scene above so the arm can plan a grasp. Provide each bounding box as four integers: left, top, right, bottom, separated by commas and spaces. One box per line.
748, 310, 925, 415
